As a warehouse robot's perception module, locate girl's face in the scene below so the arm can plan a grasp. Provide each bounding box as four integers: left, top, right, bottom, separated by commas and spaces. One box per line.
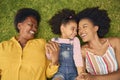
61, 21, 77, 39
78, 18, 98, 42
17, 16, 38, 40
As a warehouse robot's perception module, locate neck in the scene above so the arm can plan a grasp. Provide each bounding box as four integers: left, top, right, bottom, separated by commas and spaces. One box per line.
60, 35, 68, 39
16, 35, 28, 48
88, 35, 102, 49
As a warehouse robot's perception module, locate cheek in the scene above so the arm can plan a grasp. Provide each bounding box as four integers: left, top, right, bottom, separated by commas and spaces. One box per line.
25, 25, 32, 31
68, 30, 73, 34
88, 28, 94, 34
21, 27, 30, 34
19, 29, 26, 35
64, 31, 71, 36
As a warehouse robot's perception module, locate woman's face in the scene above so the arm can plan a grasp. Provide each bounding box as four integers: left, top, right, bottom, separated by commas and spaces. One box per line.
78, 18, 98, 42
61, 21, 77, 39
17, 16, 38, 40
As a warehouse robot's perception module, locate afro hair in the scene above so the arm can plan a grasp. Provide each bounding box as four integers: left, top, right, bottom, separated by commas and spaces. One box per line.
77, 7, 111, 38
14, 8, 41, 32
48, 8, 76, 34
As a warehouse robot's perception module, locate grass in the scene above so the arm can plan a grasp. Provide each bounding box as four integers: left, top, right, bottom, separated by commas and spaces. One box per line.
0, 0, 120, 42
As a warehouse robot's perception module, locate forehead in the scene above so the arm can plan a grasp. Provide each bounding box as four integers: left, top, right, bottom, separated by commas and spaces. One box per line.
78, 18, 94, 25
24, 16, 37, 23
65, 21, 77, 27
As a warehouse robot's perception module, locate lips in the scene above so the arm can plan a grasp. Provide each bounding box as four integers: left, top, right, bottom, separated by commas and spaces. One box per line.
80, 33, 87, 38
29, 30, 35, 35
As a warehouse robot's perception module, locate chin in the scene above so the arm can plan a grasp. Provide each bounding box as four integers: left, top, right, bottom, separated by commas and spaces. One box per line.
82, 38, 88, 42
69, 37, 74, 39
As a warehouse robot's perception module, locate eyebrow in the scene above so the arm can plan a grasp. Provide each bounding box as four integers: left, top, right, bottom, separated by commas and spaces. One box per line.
72, 26, 77, 28
83, 24, 88, 26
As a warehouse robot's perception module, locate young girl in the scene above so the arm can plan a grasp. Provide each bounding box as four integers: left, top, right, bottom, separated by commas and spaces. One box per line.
47, 9, 84, 80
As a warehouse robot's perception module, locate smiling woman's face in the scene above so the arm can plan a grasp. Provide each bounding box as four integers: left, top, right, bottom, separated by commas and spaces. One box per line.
78, 18, 98, 42
17, 16, 38, 40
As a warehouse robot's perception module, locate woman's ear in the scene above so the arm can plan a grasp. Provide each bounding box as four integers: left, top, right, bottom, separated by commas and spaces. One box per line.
94, 26, 99, 32
17, 23, 22, 31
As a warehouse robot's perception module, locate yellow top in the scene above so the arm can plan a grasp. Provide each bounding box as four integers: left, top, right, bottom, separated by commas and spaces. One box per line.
0, 37, 58, 80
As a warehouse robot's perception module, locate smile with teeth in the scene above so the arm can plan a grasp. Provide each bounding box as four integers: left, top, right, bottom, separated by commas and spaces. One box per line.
30, 31, 35, 35
81, 33, 87, 38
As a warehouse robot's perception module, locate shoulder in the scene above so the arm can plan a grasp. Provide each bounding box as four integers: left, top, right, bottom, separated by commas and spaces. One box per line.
0, 37, 14, 46
73, 37, 80, 43
107, 37, 120, 48
0, 40, 9, 47
107, 37, 120, 58
31, 38, 46, 46
34, 38, 46, 43
73, 37, 79, 41
107, 37, 120, 69
108, 37, 120, 43
0, 37, 15, 50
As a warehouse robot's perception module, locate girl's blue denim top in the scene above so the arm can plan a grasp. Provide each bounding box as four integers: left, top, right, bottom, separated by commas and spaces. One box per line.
52, 38, 77, 80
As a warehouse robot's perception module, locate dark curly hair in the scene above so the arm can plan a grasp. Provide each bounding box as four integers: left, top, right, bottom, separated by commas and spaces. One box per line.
77, 7, 111, 38
14, 8, 41, 32
48, 8, 76, 34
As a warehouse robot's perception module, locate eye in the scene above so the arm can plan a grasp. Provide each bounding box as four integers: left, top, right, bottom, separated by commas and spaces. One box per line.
71, 27, 77, 31
28, 23, 37, 28
83, 24, 87, 28
28, 23, 33, 27
70, 27, 74, 30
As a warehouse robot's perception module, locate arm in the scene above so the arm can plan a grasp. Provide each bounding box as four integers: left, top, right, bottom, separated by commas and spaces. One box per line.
46, 41, 60, 78
73, 37, 85, 75
46, 60, 59, 78
76, 46, 87, 80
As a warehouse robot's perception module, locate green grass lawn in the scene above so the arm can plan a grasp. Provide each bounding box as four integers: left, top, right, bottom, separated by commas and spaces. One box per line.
0, 0, 120, 42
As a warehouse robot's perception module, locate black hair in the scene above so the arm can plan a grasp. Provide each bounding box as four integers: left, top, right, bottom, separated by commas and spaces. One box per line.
48, 8, 76, 34
14, 8, 41, 32
77, 7, 111, 38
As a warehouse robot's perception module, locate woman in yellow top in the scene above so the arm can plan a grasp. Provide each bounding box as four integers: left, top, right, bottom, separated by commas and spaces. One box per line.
0, 8, 59, 80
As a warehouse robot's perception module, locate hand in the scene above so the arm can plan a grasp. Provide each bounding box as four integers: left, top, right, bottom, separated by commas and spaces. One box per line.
76, 73, 95, 80
46, 41, 60, 65
76, 73, 87, 80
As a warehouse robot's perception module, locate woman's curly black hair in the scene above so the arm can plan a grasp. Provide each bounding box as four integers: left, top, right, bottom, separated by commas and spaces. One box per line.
14, 8, 41, 32
48, 8, 76, 34
77, 7, 111, 38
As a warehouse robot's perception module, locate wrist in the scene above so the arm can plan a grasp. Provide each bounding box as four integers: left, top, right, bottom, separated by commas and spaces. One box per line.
49, 62, 59, 69
51, 61, 59, 66
51, 58, 59, 65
